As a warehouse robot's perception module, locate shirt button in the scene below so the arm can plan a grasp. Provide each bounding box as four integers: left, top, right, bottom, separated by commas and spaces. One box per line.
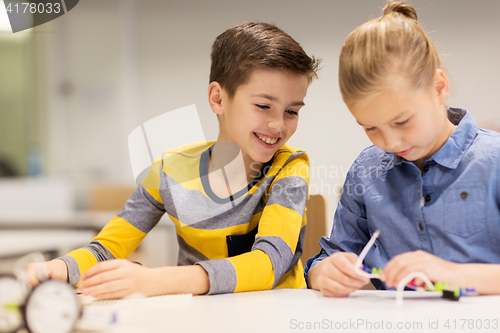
423, 165, 430, 172
418, 223, 424, 231
460, 191, 468, 199
425, 195, 431, 202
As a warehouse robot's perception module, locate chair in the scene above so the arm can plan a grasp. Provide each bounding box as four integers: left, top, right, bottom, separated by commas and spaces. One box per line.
88, 183, 136, 211
300, 194, 376, 289
301, 194, 328, 266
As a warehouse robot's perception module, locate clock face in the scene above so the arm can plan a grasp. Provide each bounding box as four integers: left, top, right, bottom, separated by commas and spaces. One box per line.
24, 280, 81, 333
0, 275, 24, 333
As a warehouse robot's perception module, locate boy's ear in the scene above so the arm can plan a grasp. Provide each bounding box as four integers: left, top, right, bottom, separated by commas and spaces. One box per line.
208, 81, 224, 116
434, 69, 449, 104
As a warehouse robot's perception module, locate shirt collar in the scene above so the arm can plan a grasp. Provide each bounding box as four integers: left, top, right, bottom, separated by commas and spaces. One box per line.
387, 107, 478, 170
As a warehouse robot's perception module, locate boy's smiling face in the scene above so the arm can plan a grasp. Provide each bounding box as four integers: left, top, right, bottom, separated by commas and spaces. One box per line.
210, 68, 309, 167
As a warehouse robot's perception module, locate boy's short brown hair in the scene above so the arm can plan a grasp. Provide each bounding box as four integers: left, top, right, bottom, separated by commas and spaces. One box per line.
210, 22, 320, 98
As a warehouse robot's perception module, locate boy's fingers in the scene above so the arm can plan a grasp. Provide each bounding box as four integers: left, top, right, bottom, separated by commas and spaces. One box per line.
83, 280, 127, 299
82, 260, 122, 279
81, 270, 119, 288
24, 263, 45, 286
26, 271, 40, 287
92, 288, 129, 300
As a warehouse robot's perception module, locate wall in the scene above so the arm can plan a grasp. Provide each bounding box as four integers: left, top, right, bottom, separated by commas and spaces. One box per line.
33, 0, 500, 227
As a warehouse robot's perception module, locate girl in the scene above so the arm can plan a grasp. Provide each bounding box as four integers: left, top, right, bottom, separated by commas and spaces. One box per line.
305, 1, 500, 297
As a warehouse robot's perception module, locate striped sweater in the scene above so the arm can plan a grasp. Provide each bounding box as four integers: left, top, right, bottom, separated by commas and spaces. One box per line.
61, 142, 309, 294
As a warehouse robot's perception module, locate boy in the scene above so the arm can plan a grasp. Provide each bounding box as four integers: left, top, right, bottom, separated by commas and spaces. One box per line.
27, 22, 320, 297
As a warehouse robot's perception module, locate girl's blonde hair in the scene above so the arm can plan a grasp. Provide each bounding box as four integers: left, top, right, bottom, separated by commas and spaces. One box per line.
339, 1, 441, 105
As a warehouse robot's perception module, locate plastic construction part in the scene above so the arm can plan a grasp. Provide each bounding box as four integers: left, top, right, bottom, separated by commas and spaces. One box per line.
464, 288, 478, 296
455, 287, 478, 297
396, 271, 436, 307
407, 279, 434, 291
360, 264, 384, 276
433, 282, 449, 292
442, 289, 460, 301
354, 230, 381, 278
353, 230, 478, 306
434, 283, 477, 298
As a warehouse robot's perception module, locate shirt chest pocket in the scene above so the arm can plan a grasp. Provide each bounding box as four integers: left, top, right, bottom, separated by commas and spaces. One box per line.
441, 186, 486, 238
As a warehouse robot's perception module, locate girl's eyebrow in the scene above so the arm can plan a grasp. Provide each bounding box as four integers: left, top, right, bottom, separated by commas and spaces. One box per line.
357, 111, 410, 126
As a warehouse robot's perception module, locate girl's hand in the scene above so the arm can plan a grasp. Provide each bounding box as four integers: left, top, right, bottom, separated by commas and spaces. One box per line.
380, 250, 462, 288
80, 259, 151, 299
309, 252, 370, 297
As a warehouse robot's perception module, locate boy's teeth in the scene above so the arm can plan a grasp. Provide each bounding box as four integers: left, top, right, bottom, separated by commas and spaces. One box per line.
258, 134, 278, 144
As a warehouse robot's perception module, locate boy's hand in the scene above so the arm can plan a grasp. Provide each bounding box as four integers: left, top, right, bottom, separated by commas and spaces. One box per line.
380, 250, 462, 289
80, 259, 151, 299
309, 252, 370, 297
25, 259, 68, 286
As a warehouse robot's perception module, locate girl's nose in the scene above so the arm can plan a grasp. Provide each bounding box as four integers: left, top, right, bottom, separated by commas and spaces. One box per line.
382, 131, 401, 152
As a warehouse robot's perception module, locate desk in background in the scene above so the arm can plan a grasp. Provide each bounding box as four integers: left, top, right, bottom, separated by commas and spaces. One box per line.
0, 229, 96, 274
0, 212, 178, 268
0, 229, 96, 259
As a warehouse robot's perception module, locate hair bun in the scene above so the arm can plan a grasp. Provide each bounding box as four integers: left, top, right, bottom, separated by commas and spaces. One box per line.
383, 1, 418, 21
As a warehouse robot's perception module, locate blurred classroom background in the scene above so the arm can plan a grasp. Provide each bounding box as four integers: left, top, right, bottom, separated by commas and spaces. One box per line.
1, 0, 499, 270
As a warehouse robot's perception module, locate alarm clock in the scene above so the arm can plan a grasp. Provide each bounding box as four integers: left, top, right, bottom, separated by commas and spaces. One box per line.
0, 275, 25, 333
0, 276, 81, 333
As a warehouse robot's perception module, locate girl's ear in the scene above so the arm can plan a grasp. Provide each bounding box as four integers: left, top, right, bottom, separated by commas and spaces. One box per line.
208, 81, 224, 116
434, 69, 449, 104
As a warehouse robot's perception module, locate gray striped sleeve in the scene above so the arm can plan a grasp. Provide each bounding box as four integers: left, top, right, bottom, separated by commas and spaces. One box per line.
267, 176, 308, 215
59, 240, 116, 287
116, 185, 165, 233
196, 259, 237, 295
59, 256, 81, 287
252, 236, 294, 287
83, 240, 116, 262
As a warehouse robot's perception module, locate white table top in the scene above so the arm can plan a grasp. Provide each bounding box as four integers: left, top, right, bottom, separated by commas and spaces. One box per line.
78, 289, 500, 333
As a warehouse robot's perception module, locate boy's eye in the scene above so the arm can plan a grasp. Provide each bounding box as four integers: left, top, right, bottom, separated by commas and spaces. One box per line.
286, 110, 299, 116
365, 127, 376, 132
256, 104, 270, 110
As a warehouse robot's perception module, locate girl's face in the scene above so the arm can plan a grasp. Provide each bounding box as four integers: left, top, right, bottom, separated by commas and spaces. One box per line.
348, 70, 455, 167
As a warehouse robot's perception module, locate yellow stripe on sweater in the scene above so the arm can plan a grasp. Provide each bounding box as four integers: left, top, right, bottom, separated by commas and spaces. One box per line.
229, 249, 275, 292
92, 216, 147, 259
66, 248, 97, 287
257, 204, 303, 253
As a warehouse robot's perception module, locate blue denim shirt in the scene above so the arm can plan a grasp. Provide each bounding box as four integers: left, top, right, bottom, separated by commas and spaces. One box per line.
304, 108, 500, 288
